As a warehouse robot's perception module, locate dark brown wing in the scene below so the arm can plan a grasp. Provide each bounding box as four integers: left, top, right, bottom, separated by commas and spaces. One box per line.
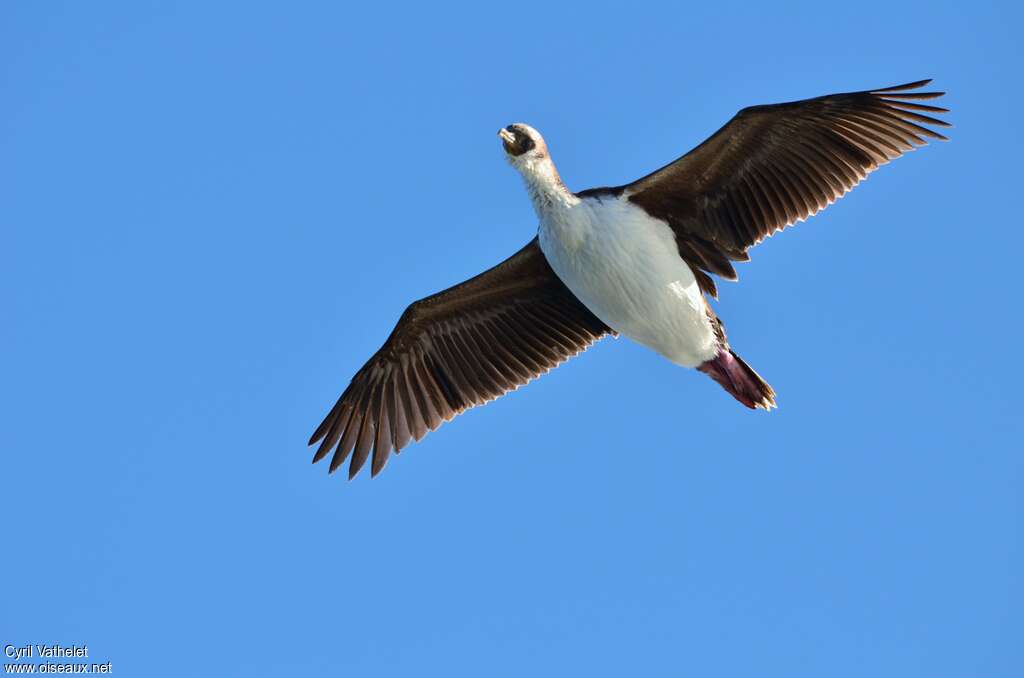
589, 80, 950, 290
308, 238, 611, 479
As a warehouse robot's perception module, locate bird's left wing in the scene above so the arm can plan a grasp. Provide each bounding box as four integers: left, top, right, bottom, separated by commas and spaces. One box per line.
308, 237, 611, 479
582, 80, 950, 296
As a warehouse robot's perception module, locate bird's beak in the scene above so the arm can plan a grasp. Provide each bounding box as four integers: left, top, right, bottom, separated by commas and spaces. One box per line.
498, 128, 516, 147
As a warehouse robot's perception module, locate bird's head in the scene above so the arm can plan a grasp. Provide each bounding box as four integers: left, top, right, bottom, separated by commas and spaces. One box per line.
498, 123, 548, 166
498, 123, 565, 204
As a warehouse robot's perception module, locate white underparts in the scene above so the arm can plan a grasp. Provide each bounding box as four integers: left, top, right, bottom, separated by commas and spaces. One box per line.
506, 139, 718, 368
534, 188, 718, 368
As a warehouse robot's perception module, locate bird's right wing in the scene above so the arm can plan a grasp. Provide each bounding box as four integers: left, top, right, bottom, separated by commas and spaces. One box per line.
308, 237, 611, 479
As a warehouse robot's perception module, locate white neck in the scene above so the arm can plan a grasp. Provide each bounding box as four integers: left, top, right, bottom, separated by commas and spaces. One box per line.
514, 156, 578, 218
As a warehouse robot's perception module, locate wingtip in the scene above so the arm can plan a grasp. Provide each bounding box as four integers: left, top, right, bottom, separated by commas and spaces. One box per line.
328, 451, 348, 475
311, 432, 339, 463
872, 78, 933, 93
308, 414, 333, 446
369, 458, 387, 478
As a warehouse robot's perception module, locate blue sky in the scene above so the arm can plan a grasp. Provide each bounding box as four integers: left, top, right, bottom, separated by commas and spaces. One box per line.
3, 2, 1021, 676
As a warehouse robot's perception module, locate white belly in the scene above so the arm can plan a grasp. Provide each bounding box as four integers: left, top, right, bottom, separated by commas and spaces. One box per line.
538, 194, 718, 368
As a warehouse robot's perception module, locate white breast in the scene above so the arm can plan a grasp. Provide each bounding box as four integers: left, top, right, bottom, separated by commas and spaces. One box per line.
538, 194, 718, 368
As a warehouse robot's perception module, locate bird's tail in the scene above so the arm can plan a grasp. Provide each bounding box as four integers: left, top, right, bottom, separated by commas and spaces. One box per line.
697, 348, 776, 410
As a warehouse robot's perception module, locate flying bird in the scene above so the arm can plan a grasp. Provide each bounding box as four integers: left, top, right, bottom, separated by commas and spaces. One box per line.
309, 79, 949, 479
